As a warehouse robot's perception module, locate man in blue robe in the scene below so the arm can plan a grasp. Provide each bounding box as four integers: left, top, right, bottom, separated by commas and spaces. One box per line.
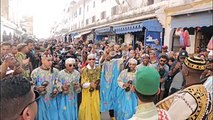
100, 52, 120, 120
31, 52, 59, 120
115, 58, 138, 120
58, 58, 81, 120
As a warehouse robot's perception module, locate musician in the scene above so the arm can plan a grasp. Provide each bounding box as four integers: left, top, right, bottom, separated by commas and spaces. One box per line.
58, 58, 80, 120
100, 52, 119, 120
157, 56, 212, 120
31, 51, 59, 120
115, 58, 138, 120
204, 50, 213, 97
78, 54, 101, 120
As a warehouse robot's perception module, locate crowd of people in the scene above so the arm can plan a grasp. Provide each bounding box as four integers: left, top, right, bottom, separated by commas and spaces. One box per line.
0, 38, 212, 120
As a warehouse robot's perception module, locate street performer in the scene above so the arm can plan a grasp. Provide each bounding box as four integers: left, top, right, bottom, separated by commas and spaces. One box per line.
31, 51, 60, 120
58, 58, 81, 120
100, 52, 120, 120
115, 58, 138, 120
157, 56, 212, 120
79, 53, 101, 120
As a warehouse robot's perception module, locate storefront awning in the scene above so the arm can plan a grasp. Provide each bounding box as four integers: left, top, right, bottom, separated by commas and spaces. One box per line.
74, 34, 81, 39
113, 19, 163, 34
73, 31, 91, 39
171, 11, 213, 28
95, 27, 113, 35
70, 32, 77, 36
80, 31, 91, 36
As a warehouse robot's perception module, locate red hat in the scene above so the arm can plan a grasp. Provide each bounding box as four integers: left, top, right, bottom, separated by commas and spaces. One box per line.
162, 45, 168, 49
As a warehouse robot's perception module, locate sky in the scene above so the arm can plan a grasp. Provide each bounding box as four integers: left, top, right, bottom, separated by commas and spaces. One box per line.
20, 0, 69, 38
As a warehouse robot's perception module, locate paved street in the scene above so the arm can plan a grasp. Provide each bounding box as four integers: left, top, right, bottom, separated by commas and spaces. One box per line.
101, 112, 111, 120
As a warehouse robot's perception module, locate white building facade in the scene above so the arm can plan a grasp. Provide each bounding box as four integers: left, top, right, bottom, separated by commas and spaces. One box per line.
52, 0, 212, 53
1, 0, 24, 43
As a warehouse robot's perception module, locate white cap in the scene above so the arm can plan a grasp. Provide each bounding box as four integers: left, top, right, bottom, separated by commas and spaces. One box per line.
65, 58, 76, 64
87, 54, 95, 59
88, 44, 92, 47
128, 58, 137, 64
141, 54, 150, 58
98, 50, 104, 53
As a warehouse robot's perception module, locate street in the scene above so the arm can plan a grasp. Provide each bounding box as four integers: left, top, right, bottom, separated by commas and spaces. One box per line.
101, 112, 111, 120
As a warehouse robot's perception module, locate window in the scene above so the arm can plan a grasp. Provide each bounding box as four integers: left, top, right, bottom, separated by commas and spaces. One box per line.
147, 0, 154, 5
86, 19, 89, 25
93, 1, 95, 8
101, 11, 106, 20
92, 16, 96, 23
101, 0, 106, 3
111, 6, 117, 15
87, 5, 89, 12
74, 11, 77, 17
79, 7, 81, 15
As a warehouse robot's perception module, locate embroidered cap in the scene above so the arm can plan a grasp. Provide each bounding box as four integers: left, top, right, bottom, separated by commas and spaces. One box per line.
41, 51, 53, 60
135, 67, 160, 95
184, 56, 207, 71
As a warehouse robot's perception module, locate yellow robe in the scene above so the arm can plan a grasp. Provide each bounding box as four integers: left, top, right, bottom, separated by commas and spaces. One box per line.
79, 66, 101, 120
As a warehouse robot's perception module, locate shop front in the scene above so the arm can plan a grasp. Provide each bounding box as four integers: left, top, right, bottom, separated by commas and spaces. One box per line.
112, 19, 163, 49
94, 27, 114, 43
170, 10, 213, 52
1, 17, 23, 43
72, 30, 93, 44
68, 32, 78, 43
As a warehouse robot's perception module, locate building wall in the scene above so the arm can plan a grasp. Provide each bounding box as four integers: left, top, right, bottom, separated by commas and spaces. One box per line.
9, 0, 22, 26
52, 0, 211, 52
67, 0, 167, 32
1, 0, 9, 19
20, 16, 33, 35
1, 0, 24, 41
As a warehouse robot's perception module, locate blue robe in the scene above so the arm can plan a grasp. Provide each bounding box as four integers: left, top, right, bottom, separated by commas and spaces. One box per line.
114, 69, 138, 120
31, 67, 59, 120
100, 60, 120, 112
58, 69, 80, 120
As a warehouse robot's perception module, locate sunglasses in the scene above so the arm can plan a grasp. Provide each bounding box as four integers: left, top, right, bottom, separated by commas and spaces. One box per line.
69, 64, 76, 67
160, 60, 167, 63
20, 90, 40, 115
89, 58, 95, 61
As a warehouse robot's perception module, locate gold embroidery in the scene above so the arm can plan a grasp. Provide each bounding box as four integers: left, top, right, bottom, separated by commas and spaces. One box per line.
184, 85, 210, 120
157, 85, 212, 120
